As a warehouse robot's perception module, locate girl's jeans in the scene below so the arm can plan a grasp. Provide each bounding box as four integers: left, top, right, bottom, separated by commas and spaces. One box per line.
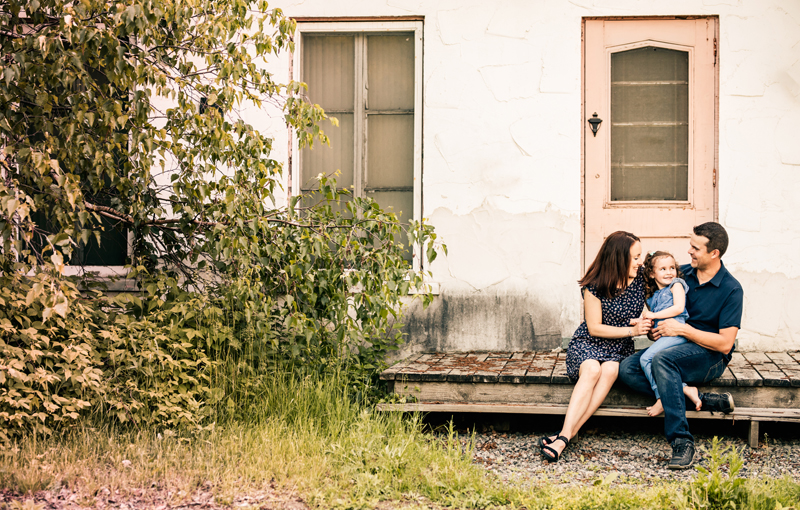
640, 336, 688, 399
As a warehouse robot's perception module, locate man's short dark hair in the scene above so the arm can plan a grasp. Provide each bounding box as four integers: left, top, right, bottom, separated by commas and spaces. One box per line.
693, 222, 729, 257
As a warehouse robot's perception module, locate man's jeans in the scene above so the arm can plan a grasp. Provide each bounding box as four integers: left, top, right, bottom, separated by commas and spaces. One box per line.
619, 342, 728, 443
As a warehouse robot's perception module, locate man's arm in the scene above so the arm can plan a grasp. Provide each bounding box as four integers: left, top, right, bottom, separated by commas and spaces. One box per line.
653, 320, 737, 353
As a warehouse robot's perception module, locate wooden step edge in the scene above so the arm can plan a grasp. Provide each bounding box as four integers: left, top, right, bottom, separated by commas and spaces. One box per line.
375, 402, 800, 422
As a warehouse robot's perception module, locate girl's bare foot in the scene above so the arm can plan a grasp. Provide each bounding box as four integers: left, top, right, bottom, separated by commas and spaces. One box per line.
647, 399, 664, 417
684, 385, 702, 411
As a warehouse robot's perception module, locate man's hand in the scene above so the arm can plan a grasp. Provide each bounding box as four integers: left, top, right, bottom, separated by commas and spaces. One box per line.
653, 318, 685, 339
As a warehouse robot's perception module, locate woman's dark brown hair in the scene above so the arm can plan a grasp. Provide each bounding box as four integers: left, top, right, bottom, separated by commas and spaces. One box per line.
578, 231, 640, 299
642, 251, 685, 300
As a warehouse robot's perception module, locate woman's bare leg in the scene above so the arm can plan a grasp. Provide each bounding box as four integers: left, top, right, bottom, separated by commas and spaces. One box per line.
542, 360, 602, 459
571, 361, 619, 433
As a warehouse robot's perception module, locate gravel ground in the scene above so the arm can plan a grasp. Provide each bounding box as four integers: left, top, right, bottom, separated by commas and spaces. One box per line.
467, 426, 800, 487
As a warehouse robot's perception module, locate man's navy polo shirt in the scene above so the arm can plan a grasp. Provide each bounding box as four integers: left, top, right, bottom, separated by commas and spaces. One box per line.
680, 261, 744, 356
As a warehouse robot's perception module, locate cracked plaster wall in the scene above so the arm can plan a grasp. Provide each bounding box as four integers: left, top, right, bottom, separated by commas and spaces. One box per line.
254, 0, 800, 354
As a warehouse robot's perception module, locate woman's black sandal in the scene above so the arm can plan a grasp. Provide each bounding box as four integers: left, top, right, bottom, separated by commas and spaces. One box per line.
538, 433, 558, 448
541, 435, 570, 463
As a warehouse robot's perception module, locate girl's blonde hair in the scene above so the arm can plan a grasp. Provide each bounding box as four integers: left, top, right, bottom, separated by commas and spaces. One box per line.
643, 251, 684, 300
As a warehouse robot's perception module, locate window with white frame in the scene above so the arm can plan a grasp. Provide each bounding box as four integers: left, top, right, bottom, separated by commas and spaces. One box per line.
295, 21, 423, 266
22, 69, 132, 276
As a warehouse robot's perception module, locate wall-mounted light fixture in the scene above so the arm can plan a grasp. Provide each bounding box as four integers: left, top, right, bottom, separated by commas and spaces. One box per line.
588, 112, 602, 137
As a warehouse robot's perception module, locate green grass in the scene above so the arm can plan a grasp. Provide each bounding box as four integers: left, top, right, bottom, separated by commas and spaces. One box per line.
2, 372, 799, 509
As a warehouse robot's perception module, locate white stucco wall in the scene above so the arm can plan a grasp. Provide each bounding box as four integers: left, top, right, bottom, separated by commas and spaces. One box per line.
255, 0, 800, 353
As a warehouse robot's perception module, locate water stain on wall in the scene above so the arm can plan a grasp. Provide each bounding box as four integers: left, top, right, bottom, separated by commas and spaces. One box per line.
396, 292, 565, 359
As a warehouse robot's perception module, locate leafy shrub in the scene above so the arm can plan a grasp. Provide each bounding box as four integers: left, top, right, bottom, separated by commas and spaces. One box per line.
678, 437, 793, 510
0, 270, 219, 439
0, 273, 101, 440
0, 0, 441, 438
683, 437, 748, 509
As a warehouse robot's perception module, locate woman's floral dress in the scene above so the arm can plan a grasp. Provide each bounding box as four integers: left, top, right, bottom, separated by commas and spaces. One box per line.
565, 270, 646, 380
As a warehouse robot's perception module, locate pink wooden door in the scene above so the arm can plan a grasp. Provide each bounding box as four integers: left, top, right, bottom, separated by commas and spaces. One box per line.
583, 18, 717, 267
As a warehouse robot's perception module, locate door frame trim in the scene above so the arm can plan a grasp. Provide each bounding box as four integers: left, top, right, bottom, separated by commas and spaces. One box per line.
580, 15, 720, 272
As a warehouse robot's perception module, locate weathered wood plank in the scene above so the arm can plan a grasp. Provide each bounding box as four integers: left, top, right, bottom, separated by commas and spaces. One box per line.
728, 353, 763, 387
766, 352, 798, 366
498, 360, 529, 384
779, 369, 800, 388
743, 352, 772, 364
709, 367, 737, 387
403, 367, 452, 382
766, 353, 800, 387
744, 352, 791, 387
380, 353, 424, 380
446, 369, 476, 383
384, 351, 800, 392
376, 402, 800, 424
471, 358, 508, 383
551, 352, 571, 384
511, 352, 534, 361
394, 381, 800, 409
749, 421, 760, 449
525, 353, 557, 383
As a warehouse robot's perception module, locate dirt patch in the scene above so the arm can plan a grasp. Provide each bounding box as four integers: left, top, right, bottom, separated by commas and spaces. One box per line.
0, 485, 310, 510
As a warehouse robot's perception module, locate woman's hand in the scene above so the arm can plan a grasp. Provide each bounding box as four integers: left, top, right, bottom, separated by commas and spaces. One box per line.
630, 318, 652, 336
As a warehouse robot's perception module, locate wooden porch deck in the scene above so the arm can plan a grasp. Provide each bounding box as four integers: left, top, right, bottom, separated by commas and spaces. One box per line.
377, 351, 800, 447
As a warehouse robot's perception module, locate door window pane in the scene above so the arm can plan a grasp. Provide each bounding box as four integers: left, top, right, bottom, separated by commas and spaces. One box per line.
610, 46, 689, 201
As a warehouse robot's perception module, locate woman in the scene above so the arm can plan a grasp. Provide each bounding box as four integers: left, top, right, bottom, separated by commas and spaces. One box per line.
540, 231, 651, 462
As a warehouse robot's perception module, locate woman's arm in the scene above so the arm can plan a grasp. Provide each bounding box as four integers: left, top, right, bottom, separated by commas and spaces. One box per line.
644, 284, 686, 320
585, 290, 651, 338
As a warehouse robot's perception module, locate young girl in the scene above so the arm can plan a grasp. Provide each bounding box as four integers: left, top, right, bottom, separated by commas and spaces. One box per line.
640, 251, 703, 417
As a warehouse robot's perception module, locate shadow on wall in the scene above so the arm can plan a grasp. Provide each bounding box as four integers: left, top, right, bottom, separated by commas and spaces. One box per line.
395, 292, 564, 360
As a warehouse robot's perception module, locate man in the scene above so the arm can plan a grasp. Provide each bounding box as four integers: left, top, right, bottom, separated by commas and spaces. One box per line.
619, 222, 744, 470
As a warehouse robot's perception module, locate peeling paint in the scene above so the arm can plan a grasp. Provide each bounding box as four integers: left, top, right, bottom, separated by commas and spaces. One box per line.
257, 0, 800, 353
